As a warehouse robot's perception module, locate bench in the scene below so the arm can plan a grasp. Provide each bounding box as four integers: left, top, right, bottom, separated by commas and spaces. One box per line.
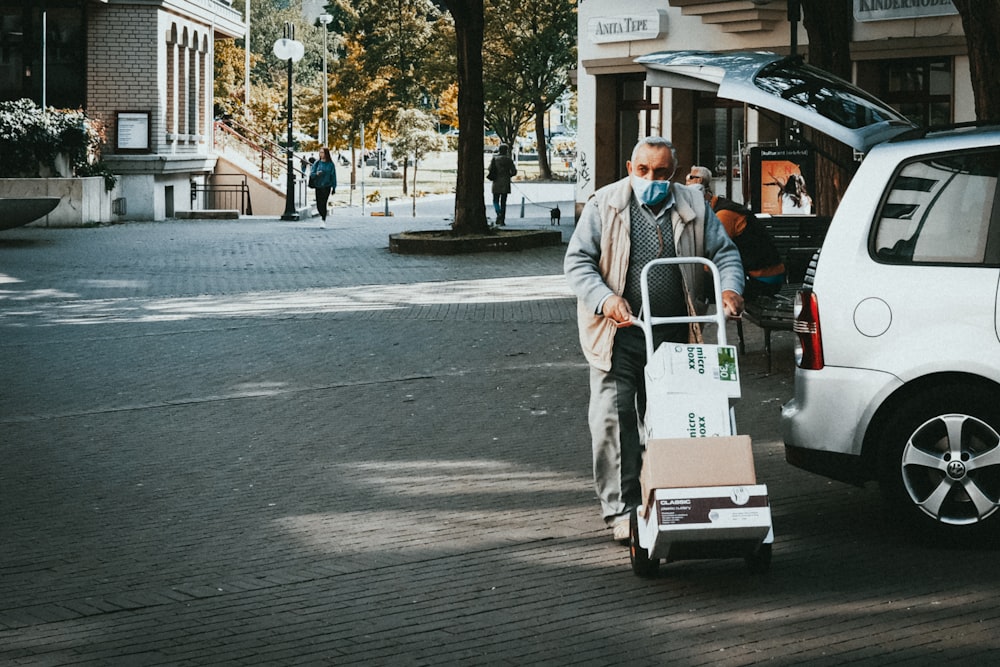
736, 216, 831, 372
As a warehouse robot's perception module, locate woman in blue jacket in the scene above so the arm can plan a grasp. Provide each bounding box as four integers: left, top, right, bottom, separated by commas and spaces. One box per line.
310, 147, 338, 228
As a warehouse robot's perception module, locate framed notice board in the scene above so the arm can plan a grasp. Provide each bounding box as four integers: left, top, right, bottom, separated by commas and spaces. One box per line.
116, 111, 151, 153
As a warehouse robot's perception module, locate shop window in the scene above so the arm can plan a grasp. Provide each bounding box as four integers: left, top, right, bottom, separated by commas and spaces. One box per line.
857, 57, 952, 128
616, 74, 660, 180
695, 94, 744, 201
0, 3, 86, 108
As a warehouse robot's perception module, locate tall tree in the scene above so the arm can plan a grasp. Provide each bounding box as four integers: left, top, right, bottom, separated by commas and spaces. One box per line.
951, 0, 1000, 121
483, 2, 533, 147
249, 0, 324, 90
349, 0, 442, 122
391, 108, 445, 213
214, 39, 252, 118
800, 0, 854, 215
328, 34, 393, 187
489, 0, 576, 178
441, 0, 489, 234
421, 15, 459, 111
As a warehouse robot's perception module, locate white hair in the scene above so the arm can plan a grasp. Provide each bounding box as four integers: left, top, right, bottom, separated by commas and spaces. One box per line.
690, 165, 713, 180
630, 137, 677, 165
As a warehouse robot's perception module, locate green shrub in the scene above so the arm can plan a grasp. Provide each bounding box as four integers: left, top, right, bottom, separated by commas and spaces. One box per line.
0, 98, 116, 190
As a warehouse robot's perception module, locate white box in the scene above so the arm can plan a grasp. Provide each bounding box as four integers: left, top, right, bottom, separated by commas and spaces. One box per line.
644, 342, 741, 398
652, 485, 770, 529
644, 392, 733, 439
639, 485, 773, 561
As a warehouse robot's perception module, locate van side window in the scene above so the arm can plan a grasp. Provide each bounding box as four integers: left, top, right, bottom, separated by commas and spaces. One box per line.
873, 149, 1000, 265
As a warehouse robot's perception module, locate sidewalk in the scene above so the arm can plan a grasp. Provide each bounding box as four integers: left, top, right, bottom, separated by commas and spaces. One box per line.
332, 179, 574, 225
2, 201, 999, 665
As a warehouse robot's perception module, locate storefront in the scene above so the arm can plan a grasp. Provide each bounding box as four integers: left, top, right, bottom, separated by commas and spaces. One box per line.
574, 0, 971, 219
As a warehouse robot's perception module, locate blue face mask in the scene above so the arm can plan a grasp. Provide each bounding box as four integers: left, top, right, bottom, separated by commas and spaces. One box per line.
630, 175, 671, 206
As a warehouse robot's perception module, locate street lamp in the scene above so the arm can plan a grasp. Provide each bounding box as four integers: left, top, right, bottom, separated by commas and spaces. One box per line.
273, 22, 305, 221
318, 13, 333, 148
750, 0, 801, 58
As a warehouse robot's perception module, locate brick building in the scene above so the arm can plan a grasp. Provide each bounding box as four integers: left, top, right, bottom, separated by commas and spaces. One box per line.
0, 0, 244, 221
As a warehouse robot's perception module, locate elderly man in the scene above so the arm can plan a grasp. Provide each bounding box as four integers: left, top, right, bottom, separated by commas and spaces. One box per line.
564, 137, 745, 543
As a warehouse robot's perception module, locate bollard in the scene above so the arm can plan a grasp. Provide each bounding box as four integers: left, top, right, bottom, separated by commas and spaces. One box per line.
520, 196, 525, 218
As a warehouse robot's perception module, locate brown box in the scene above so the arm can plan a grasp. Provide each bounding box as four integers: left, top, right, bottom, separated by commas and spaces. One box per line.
640, 435, 757, 506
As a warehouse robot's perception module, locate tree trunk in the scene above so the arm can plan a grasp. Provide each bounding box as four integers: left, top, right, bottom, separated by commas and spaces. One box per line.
402, 159, 409, 197
534, 104, 551, 180
952, 0, 1000, 121
801, 0, 855, 216
444, 0, 489, 235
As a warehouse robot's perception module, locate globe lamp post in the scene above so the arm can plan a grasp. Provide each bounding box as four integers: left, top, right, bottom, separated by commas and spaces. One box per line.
273, 23, 305, 221
318, 13, 333, 148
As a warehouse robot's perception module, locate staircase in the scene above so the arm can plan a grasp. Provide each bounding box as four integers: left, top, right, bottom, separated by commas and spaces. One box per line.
212, 119, 313, 217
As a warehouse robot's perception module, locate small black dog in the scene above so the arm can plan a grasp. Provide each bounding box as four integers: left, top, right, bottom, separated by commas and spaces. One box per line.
550, 205, 561, 226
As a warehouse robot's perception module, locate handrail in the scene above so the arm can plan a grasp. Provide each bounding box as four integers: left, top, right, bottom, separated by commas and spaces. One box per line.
214, 120, 311, 209
193, 174, 253, 215
221, 116, 286, 158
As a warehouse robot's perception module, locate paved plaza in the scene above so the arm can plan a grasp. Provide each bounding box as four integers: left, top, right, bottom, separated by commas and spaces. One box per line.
2, 186, 999, 665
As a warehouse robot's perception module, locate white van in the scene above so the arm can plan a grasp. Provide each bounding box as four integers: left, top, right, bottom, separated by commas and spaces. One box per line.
639, 51, 1000, 538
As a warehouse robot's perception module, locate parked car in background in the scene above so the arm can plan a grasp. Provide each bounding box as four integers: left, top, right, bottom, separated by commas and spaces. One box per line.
638, 51, 1000, 539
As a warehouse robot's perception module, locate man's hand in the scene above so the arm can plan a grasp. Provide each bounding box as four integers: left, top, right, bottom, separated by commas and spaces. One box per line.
721, 290, 744, 319
602, 295, 634, 328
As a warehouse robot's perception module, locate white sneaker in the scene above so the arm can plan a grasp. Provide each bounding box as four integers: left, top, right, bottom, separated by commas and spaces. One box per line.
319, 221, 326, 229
612, 518, 630, 545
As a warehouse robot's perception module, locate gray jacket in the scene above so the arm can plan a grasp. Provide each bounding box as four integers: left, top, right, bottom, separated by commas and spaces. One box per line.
564, 176, 744, 370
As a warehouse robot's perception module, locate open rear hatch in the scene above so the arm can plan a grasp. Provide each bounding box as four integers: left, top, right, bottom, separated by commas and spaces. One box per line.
636, 51, 917, 153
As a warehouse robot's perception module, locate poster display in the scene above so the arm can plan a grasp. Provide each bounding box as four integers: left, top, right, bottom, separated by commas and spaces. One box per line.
750, 147, 815, 215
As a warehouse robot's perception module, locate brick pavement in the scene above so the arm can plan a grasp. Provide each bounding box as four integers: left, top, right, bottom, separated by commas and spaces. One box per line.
2, 202, 999, 665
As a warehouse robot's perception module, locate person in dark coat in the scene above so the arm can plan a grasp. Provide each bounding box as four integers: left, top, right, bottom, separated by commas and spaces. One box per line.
486, 143, 517, 226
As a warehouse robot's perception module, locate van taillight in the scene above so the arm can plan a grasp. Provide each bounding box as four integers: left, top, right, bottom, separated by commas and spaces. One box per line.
793, 288, 824, 370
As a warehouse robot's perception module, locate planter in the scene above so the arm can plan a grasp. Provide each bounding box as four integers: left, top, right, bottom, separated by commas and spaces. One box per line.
389, 228, 563, 254
0, 197, 61, 230
0, 176, 112, 227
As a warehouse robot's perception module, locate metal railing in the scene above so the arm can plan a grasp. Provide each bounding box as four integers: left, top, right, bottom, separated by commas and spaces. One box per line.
192, 174, 253, 215
213, 119, 309, 209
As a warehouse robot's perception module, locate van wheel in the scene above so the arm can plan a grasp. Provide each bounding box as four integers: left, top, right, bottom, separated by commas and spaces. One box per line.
878, 385, 1000, 537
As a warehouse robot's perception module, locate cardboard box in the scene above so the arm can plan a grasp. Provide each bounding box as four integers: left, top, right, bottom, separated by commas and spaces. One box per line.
642, 485, 773, 560
640, 435, 756, 506
651, 485, 769, 528
644, 393, 733, 439
644, 342, 741, 398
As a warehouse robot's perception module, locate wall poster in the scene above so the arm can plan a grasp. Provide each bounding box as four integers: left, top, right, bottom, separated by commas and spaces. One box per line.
750, 147, 815, 216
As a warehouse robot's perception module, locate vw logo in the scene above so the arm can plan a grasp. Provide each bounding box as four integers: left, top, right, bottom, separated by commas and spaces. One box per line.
946, 460, 967, 479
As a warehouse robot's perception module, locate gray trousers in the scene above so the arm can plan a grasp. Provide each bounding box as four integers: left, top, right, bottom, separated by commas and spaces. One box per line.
588, 325, 684, 525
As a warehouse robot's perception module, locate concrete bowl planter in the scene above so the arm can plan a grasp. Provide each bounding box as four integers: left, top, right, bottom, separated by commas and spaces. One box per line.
389, 228, 563, 255
0, 197, 61, 230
